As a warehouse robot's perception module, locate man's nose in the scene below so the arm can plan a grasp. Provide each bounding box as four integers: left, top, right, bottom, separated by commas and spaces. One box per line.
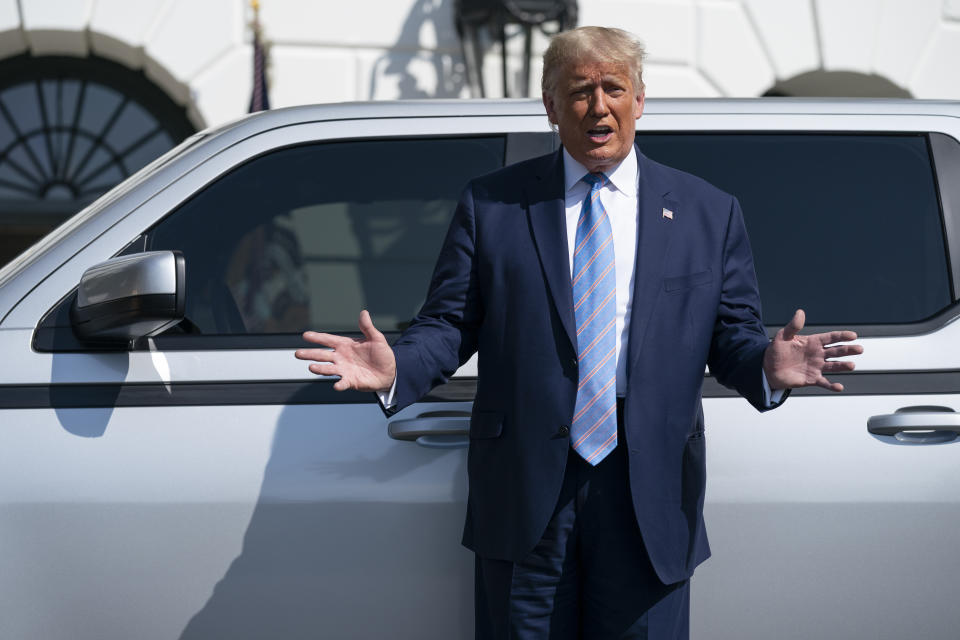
588, 87, 609, 116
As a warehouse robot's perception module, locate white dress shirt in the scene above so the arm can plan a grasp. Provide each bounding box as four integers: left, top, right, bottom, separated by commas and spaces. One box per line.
562, 147, 638, 396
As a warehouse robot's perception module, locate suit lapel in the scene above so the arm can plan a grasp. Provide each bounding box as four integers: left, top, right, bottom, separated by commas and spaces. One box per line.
526, 150, 577, 352
628, 150, 676, 376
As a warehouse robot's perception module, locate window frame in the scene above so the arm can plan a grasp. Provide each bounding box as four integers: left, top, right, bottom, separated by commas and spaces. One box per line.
0, 54, 198, 267
26, 121, 960, 354
630, 128, 960, 336
34, 132, 510, 352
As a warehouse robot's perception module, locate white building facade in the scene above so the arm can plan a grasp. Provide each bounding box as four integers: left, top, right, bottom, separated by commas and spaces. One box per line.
2, 0, 960, 130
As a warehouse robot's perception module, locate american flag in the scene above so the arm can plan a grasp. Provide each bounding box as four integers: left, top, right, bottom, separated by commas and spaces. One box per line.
248, 0, 270, 113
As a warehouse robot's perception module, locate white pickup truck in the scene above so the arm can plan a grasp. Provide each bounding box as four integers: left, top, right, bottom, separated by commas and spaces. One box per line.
1, 99, 958, 639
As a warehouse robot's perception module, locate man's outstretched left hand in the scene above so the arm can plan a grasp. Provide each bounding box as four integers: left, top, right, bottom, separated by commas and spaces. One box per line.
763, 309, 863, 392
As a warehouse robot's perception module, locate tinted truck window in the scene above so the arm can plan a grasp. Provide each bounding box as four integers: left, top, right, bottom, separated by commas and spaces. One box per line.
146, 136, 504, 336
637, 133, 951, 326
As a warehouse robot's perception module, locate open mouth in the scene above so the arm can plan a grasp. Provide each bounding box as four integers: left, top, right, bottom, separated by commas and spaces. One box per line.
587, 125, 613, 143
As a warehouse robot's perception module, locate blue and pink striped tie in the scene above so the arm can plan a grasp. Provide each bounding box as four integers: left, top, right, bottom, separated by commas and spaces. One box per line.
571, 172, 618, 465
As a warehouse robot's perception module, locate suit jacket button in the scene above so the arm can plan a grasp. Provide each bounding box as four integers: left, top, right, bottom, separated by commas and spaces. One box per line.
570, 357, 578, 368
558, 425, 570, 437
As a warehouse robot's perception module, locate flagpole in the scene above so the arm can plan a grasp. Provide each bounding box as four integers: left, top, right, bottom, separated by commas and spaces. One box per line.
249, 0, 270, 113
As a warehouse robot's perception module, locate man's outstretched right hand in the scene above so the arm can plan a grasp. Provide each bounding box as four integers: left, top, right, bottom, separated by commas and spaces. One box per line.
295, 310, 397, 392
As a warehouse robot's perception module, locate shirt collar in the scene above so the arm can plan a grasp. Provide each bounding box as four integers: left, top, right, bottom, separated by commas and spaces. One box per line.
562, 144, 638, 197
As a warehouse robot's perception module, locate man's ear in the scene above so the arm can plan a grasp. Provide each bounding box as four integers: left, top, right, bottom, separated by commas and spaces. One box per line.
635, 90, 645, 120
543, 91, 559, 125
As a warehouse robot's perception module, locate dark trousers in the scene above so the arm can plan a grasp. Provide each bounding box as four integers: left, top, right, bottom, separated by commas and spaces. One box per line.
475, 407, 690, 639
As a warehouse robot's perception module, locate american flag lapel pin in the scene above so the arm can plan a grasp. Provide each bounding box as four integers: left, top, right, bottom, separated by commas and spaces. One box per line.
662, 207, 674, 220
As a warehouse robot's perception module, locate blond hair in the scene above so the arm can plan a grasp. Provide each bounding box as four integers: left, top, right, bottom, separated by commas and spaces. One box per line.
541, 26, 646, 97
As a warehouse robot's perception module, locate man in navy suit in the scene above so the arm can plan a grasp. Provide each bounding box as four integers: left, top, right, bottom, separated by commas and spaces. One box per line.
297, 26, 861, 639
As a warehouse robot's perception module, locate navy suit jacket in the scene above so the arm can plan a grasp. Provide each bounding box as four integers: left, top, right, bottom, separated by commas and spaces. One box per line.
387, 143, 780, 585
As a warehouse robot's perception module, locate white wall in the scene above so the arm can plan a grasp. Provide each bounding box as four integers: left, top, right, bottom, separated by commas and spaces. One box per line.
1, 0, 959, 130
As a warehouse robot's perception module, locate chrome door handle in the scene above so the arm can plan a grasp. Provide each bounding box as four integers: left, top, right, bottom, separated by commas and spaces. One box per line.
388, 411, 470, 449
867, 406, 960, 444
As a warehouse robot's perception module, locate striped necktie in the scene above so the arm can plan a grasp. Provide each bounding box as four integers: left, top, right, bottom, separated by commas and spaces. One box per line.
571, 172, 617, 465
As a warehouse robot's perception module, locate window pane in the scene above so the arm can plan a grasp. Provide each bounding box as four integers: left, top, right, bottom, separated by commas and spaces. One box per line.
636, 133, 951, 326
0, 55, 196, 268
147, 136, 505, 336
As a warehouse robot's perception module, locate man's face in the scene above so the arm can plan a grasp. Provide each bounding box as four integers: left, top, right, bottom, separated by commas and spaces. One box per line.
543, 59, 644, 173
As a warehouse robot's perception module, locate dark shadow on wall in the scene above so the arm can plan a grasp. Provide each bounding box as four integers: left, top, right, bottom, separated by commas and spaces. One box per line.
369, 0, 470, 99
177, 389, 473, 639
764, 70, 912, 98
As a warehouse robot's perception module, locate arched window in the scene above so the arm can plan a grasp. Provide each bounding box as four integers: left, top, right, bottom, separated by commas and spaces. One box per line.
0, 54, 197, 266
764, 70, 911, 98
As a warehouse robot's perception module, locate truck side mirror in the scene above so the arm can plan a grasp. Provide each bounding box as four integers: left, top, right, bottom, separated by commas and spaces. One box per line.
70, 250, 185, 342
